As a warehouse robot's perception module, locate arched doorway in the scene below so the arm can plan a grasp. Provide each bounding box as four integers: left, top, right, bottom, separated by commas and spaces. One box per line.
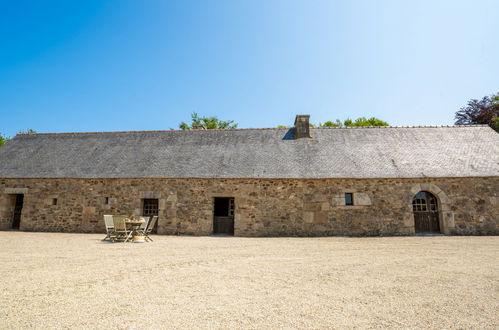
412, 191, 440, 234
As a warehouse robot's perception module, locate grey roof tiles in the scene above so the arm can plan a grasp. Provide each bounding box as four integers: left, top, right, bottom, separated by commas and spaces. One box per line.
0, 126, 497, 179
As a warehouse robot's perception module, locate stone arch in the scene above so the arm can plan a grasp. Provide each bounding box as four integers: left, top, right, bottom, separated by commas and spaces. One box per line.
409, 183, 453, 234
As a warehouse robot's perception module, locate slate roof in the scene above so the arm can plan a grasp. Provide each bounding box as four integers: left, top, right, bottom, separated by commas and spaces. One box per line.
0, 126, 497, 179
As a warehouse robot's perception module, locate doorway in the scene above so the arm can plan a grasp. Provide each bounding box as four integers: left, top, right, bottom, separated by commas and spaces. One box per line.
213, 197, 234, 235
412, 191, 440, 234
11, 194, 24, 230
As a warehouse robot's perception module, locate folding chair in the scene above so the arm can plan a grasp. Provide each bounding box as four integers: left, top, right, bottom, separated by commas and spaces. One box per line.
102, 215, 115, 241
138, 216, 150, 234
143, 216, 158, 242
112, 216, 131, 242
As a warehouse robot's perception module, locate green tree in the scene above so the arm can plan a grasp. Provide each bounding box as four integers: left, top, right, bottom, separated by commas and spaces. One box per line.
491, 117, 499, 132
177, 113, 238, 130
0, 129, 38, 147
319, 120, 342, 127
19, 128, 37, 134
455, 92, 499, 132
316, 117, 389, 127
280, 117, 389, 128
349, 117, 389, 127
0, 133, 10, 147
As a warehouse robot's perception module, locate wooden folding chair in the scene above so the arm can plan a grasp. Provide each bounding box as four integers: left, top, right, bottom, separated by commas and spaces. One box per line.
112, 216, 131, 242
102, 215, 116, 241
143, 216, 158, 242
138, 216, 150, 234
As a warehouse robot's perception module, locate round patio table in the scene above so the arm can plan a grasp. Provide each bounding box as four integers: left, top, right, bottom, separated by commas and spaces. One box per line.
125, 218, 146, 241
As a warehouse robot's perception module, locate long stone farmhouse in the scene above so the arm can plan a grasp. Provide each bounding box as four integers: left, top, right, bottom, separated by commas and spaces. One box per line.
0, 115, 498, 236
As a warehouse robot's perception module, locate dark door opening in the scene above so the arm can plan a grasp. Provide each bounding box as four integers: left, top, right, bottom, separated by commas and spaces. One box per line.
412, 191, 440, 234
12, 194, 24, 230
213, 197, 234, 235
142, 198, 159, 233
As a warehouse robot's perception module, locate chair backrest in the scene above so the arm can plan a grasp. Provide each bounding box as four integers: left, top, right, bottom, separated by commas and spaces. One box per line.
146, 216, 158, 233
113, 216, 127, 231
104, 215, 114, 229
139, 216, 150, 230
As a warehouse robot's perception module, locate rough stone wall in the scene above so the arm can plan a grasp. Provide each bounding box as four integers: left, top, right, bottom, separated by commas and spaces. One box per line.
0, 177, 497, 236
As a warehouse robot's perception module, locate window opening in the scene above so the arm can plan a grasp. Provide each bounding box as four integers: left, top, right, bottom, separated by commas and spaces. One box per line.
345, 193, 354, 206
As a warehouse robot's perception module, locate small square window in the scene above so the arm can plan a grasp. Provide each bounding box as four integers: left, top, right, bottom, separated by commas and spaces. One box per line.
52, 198, 58, 206
345, 193, 354, 206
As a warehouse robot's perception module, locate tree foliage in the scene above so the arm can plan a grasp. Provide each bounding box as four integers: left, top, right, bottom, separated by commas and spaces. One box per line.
455, 92, 499, 132
0, 129, 37, 147
319, 120, 342, 127
0, 133, 9, 147
491, 117, 499, 132
317, 117, 389, 127
277, 117, 389, 128
177, 113, 238, 130
19, 128, 37, 134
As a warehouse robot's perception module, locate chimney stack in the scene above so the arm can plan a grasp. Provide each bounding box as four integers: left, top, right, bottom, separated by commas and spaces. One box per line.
294, 115, 311, 139
192, 124, 206, 130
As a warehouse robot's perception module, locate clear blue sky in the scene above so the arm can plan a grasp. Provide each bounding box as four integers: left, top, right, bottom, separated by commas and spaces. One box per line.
1, 0, 498, 136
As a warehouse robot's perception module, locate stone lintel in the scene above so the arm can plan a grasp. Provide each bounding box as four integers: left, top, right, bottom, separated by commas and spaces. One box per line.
139, 191, 161, 199
4, 188, 28, 194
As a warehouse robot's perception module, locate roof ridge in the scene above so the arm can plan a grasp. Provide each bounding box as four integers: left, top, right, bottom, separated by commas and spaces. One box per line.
312, 124, 490, 129
15, 124, 490, 136
15, 127, 289, 136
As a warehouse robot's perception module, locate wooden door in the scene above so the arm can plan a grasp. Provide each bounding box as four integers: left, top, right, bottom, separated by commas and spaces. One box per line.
213, 197, 234, 235
214, 216, 234, 235
412, 192, 440, 233
12, 194, 24, 230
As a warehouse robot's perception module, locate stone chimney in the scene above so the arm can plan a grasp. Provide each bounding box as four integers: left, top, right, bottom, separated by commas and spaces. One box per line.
294, 115, 311, 139
192, 124, 206, 130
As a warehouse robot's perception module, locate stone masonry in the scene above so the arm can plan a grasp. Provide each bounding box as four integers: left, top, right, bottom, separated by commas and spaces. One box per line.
0, 177, 497, 236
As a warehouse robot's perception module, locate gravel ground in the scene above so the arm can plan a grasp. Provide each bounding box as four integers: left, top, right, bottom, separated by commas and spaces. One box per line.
0, 232, 497, 329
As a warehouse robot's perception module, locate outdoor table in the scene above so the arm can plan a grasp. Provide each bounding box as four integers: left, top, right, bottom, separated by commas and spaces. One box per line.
124, 217, 146, 241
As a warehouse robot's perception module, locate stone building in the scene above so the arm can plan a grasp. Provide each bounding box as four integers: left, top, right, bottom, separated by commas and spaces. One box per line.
0, 115, 497, 236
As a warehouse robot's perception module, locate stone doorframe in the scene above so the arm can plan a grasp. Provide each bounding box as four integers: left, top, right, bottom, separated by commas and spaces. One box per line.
409, 183, 454, 234
208, 192, 245, 236
1, 188, 29, 230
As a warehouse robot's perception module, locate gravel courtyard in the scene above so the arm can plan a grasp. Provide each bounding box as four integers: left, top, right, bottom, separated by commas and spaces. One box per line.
0, 233, 497, 329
